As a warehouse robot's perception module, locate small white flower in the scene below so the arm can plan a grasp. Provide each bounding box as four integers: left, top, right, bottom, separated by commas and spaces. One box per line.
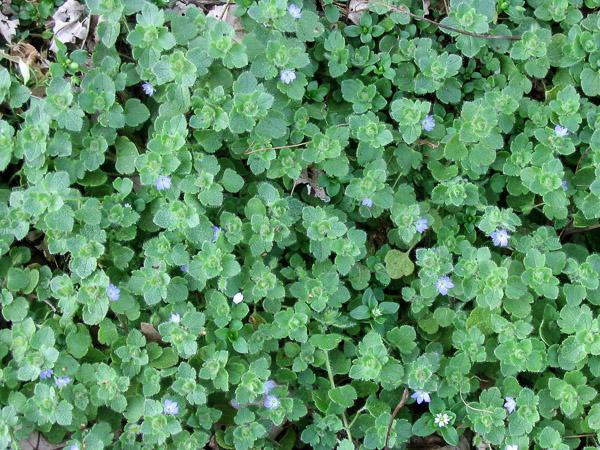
288, 3, 302, 19
506, 445, 518, 450
233, 292, 244, 304
169, 313, 181, 324
279, 69, 296, 85
433, 412, 450, 428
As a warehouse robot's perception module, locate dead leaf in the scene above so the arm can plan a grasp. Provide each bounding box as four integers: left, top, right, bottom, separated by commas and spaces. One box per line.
422, 0, 430, 15
292, 168, 331, 203
207, 4, 244, 41
141, 322, 163, 342
0, 12, 18, 44
347, 0, 369, 25
19, 432, 65, 450
49, 0, 90, 53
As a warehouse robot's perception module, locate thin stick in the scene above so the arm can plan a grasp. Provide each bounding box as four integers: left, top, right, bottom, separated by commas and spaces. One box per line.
383, 388, 409, 450
374, 2, 521, 40
563, 223, 600, 236
575, 147, 591, 173
42, 299, 57, 313
244, 141, 309, 155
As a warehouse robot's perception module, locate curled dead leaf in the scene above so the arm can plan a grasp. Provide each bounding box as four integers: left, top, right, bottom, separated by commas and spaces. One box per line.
347, 0, 369, 25
49, 0, 90, 53
0, 12, 18, 44
292, 168, 331, 203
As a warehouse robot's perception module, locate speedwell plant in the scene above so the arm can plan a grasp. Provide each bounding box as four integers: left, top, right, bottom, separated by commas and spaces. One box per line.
1, 0, 600, 448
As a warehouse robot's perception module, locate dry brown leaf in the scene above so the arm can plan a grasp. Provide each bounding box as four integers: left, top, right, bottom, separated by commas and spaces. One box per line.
292, 168, 331, 203
141, 322, 163, 342
0, 12, 18, 44
207, 4, 244, 41
422, 0, 430, 15
347, 0, 369, 25
49, 0, 90, 53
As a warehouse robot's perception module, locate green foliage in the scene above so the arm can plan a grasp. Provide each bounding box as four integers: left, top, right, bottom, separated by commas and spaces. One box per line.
1, 0, 600, 448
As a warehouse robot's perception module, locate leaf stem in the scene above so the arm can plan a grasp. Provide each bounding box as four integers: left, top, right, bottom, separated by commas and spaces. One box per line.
323, 350, 354, 444
383, 388, 409, 450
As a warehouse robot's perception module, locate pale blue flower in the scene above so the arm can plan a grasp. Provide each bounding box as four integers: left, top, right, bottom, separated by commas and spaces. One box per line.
263, 395, 280, 410
263, 379, 277, 394
231, 399, 240, 409
39, 369, 53, 380
279, 69, 296, 85
411, 390, 431, 404
361, 197, 373, 208
106, 283, 120, 302
69, 444, 80, 450
169, 313, 181, 324
180, 265, 189, 273
504, 396, 516, 414
211, 225, 221, 243
415, 218, 429, 234
141, 81, 155, 96
561, 180, 568, 191
506, 445, 518, 450
288, 3, 302, 19
554, 125, 569, 137
55, 376, 71, 388
436, 276, 454, 296
490, 229, 509, 248
421, 115, 435, 132
163, 399, 179, 415
155, 175, 172, 191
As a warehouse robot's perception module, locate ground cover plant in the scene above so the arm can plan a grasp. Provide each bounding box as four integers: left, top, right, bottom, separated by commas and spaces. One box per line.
1, 0, 600, 448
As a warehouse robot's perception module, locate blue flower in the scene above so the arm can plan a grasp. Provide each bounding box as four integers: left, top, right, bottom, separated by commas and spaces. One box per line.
263, 395, 280, 410
361, 197, 373, 208
69, 444, 80, 450
415, 217, 429, 234
55, 376, 71, 388
504, 396, 516, 414
279, 69, 296, 85
141, 81, 155, 96
411, 390, 431, 404
435, 276, 454, 296
263, 379, 277, 395
230, 399, 240, 409
180, 265, 189, 273
554, 124, 569, 137
155, 175, 172, 191
421, 115, 435, 132
561, 180, 568, 191
211, 225, 221, 243
106, 283, 120, 302
490, 229, 509, 248
163, 399, 179, 415
288, 3, 302, 19
39, 368, 53, 380
169, 313, 181, 324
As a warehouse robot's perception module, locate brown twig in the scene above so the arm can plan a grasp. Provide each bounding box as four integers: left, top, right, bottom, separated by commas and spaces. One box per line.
244, 141, 310, 155
563, 223, 600, 236
564, 433, 597, 438
384, 388, 410, 450
374, 2, 521, 40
